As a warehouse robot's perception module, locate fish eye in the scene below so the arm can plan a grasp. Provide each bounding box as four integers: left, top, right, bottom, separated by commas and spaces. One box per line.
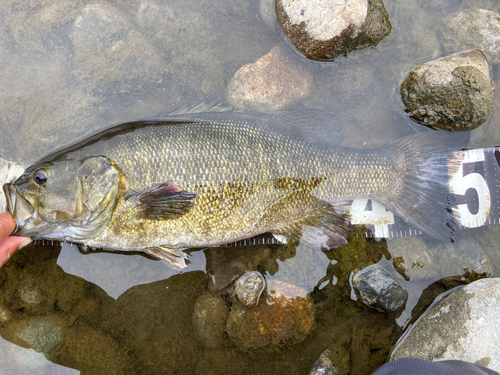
33, 169, 49, 185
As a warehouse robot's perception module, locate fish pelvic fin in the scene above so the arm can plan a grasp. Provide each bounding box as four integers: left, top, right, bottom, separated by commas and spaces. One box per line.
144, 246, 189, 269
382, 130, 470, 243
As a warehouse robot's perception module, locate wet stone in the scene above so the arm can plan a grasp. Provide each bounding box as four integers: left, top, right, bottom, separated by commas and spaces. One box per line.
227, 43, 312, 111
353, 265, 407, 315
69, 4, 164, 93
391, 278, 500, 371
259, 0, 278, 30
400, 50, 493, 131
208, 259, 254, 292
276, 0, 391, 61
308, 349, 337, 375
19, 284, 47, 305
0, 302, 13, 322
192, 293, 229, 349
235, 271, 266, 307
226, 280, 314, 351
16, 316, 63, 354
440, 8, 500, 64
4, 0, 84, 52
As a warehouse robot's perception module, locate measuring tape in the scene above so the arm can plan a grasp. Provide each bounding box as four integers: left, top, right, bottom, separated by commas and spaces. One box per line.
0, 149, 496, 244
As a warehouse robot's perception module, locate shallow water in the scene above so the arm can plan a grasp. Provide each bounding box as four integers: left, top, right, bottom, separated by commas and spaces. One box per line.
1, 0, 500, 373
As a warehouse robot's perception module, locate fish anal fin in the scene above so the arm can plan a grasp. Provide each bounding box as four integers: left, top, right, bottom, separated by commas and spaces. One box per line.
272, 205, 351, 250
144, 246, 189, 269
127, 182, 196, 220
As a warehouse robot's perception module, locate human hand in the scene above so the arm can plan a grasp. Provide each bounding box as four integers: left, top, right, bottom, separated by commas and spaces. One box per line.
0, 212, 31, 267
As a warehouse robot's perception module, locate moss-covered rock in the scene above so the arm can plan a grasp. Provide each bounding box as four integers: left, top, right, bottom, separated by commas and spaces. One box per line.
400, 50, 493, 131
226, 280, 314, 351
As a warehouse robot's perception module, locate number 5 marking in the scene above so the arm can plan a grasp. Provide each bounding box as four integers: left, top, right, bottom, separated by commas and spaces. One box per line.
449, 149, 490, 228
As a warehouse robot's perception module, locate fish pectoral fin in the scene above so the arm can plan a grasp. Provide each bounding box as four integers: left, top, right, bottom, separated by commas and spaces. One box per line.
127, 181, 196, 220
273, 206, 351, 250
144, 246, 189, 269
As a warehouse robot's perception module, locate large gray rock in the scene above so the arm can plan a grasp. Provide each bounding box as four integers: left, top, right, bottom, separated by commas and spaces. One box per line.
276, 0, 391, 61
440, 8, 500, 64
400, 50, 493, 131
391, 278, 500, 371
353, 265, 408, 315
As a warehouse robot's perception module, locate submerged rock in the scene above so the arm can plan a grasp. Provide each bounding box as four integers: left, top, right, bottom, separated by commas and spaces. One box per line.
4, 0, 84, 52
400, 50, 493, 131
391, 278, 500, 371
0, 304, 13, 322
440, 8, 500, 64
226, 280, 314, 351
276, 0, 391, 61
353, 265, 407, 314
15, 316, 63, 354
70, 4, 164, 93
308, 349, 337, 375
234, 271, 266, 307
192, 293, 229, 349
227, 43, 312, 111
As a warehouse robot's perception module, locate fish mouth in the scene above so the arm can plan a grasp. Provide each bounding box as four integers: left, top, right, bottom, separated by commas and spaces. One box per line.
3, 184, 34, 233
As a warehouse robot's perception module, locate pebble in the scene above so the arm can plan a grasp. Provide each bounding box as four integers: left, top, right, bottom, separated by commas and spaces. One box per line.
308, 349, 337, 375
353, 265, 408, 315
235, 271, 266, 307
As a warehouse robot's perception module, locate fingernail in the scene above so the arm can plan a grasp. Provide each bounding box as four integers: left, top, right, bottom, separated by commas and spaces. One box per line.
18, 238, 32, 250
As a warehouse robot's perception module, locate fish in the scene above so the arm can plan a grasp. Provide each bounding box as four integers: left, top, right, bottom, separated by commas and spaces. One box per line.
3, 106, 469, 268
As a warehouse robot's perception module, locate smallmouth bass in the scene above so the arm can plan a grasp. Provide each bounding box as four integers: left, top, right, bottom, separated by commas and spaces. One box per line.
4, 109, 468, 267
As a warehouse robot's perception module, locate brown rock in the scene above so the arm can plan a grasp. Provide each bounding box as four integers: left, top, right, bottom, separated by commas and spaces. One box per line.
227, 44, 312, 111
226, 280, 314, 351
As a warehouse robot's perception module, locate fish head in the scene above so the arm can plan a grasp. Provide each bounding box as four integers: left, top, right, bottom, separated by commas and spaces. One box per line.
4, 156, 122, 240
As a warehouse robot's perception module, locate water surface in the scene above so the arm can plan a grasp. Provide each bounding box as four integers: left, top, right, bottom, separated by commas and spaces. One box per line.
1, 0, 500, 373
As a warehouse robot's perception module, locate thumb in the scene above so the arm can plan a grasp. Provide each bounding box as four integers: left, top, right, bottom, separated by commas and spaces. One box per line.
0, 236, 32, 267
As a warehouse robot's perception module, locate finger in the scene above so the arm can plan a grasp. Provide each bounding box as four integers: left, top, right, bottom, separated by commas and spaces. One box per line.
0, 212, 16, 241
0, 236, 31, 268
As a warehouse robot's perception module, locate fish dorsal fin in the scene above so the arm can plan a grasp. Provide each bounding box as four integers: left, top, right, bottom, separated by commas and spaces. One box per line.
127, 182, 196, 220
147, 106, 344, 149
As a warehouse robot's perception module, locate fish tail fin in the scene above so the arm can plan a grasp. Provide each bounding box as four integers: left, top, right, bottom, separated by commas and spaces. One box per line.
383, 130, 469, 242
